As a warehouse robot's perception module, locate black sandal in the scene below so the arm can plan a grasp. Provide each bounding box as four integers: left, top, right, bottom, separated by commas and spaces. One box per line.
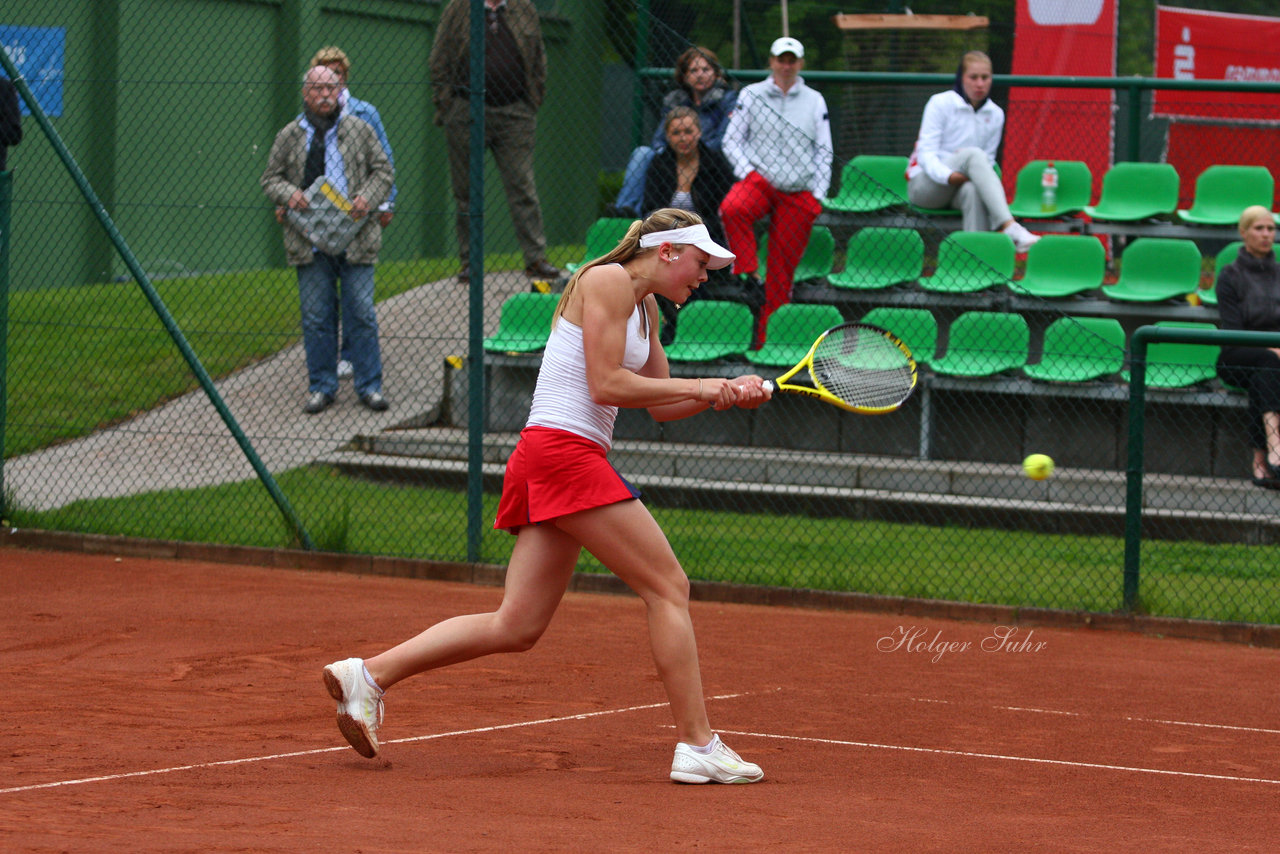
1253, 463, 1280, 489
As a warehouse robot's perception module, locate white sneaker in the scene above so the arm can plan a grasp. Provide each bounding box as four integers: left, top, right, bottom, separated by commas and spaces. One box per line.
337, 359, 354, 380
323, 658, 384, 758
1003, 222, 1041, 254
670, 734, 763, 784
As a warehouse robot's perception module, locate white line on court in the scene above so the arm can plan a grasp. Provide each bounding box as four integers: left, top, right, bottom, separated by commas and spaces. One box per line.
716, 729, 1280, 786
0, 692, 751, 797
908, 696, 1280, 736
1125, 716, 1280, 736
996, 706, 1082, 716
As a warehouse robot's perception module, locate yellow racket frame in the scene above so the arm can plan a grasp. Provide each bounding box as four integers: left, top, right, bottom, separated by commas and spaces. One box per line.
763, 323, 918, 414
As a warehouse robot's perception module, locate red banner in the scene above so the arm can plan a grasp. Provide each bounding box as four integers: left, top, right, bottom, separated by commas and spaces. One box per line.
1154, 5, 1280, 123
1003, 0, 1117, 202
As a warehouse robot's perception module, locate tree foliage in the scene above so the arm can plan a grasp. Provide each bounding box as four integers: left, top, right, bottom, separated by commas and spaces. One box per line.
612, 0, 1278, 78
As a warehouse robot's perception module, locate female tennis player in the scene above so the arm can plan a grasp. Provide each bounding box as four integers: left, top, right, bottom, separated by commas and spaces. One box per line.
324, 208, 770, 783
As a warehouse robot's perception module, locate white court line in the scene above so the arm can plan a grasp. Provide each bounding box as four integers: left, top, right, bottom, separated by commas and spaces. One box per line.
0, 692, 749, 797
910, 697, 1279, 737
1126, 716, 1280, 736
996, 706, 1082, 717
717, 729, 1280, 786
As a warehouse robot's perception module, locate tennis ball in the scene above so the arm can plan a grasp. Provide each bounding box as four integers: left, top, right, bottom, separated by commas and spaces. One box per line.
1023, 454, 1055, 481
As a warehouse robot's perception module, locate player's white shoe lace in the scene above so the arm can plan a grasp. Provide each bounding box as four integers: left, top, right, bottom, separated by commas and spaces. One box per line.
670, 734, 763, 784
323, 658, 384, 758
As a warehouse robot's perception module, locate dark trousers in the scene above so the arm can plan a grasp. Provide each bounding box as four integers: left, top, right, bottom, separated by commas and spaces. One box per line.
1218, 345, 1280, 450
445, 99, 547, 267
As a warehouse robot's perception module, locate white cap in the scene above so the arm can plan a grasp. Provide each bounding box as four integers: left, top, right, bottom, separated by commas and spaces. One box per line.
770, 37, 804, 58
638, 224, 736, 269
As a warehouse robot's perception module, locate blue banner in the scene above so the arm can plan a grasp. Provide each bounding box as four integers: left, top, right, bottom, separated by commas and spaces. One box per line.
0, 25, 66, 117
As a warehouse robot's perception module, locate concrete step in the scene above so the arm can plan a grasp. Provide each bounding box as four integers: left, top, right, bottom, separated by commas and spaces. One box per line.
315, 428, 1280, 544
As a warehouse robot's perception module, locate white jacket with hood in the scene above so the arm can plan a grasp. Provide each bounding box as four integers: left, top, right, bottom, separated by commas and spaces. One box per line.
907, 82, 1004, 186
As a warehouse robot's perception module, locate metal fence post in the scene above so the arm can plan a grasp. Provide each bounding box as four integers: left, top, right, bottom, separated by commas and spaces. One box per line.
1123, 328, 1150, 613
1125, 325, 1280, 613
466, 0, 487, 563
0, 169, 10, 513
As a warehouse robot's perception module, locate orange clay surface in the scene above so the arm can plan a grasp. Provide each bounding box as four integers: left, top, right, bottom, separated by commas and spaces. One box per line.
2, 547, 1278, 852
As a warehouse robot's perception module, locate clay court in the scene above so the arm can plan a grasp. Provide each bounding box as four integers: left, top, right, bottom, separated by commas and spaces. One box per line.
2, 546, 1278, 852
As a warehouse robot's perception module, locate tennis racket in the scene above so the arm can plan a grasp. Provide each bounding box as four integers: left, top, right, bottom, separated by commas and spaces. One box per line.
762, 322, 917, 414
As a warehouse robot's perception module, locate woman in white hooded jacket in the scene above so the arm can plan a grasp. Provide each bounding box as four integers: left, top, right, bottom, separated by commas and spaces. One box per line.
907, 51, 1039, 253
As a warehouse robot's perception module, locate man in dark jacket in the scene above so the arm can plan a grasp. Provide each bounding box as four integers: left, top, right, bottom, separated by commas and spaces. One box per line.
429, 0, 560, 283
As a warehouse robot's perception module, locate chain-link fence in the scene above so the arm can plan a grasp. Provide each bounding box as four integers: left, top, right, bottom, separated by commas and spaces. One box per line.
2, 1, 1279, 627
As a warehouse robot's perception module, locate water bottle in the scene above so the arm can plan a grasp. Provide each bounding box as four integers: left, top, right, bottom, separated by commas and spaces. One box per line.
1040, 162, 1058, 213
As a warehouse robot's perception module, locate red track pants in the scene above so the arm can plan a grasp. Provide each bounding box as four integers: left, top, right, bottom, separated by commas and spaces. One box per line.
719, 171, 822, 341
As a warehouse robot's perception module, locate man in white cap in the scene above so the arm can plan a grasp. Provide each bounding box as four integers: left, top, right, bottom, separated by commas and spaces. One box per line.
720, 36, 831, 347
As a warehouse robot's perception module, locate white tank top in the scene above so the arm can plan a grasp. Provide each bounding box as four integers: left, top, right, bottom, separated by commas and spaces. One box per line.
527, 299, 650, 449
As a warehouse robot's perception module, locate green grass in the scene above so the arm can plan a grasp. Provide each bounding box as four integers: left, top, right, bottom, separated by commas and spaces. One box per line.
2, 250, 564, 457
10, 466, 1280, 625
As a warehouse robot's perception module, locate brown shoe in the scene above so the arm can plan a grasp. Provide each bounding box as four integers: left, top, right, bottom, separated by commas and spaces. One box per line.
457, 267, 470, 284
524, 260, 562, 280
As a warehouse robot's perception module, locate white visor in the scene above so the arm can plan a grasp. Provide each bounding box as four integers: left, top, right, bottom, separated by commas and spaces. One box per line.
638, 224, 735, 269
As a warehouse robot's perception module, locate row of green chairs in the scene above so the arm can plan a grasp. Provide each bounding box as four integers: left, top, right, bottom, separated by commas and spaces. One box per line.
824, 155, 1278, 226
1018, 235, 1204, 302
662, 303, 1220, 389
484, 295, 1221, 390
824, 156, 1092, 219
861, 308, 1220, 389
569, 159, 1275, 285
827, 230, 1206, 304
805, 225, 1264, 301
832, 229, 1015, 294
823, 155, 1015, 218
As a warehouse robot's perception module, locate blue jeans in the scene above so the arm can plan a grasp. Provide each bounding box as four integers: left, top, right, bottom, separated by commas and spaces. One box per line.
615, 145, 657, 213
297, 254, 383, 397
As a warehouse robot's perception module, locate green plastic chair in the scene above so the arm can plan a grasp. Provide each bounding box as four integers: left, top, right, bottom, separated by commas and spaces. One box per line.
1177, 165, 1274, 226
662, 300, 754, 362
930, 311, 1030, 378
823, 155, 908, 214
1101, 238, 1202, 303
919, 231, 1014, 293
746, 303, 844, 367
758, 225, 835, 284
1007, 160, 1093, 218
859, 306, 939, 366
1121, 322, 1220, 389
1010, 235, 1106, 298
1024, 317, 1126, 383
566, 217, 633, 273
828, 227, 923, 290
1083, 162, 1180, 221
1215, 241, 1245, 277
482, 292, 561, 353
1203, 241, 1277, 306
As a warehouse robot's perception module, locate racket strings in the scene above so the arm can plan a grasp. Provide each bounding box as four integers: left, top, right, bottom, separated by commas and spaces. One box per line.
810, 326, 916, 410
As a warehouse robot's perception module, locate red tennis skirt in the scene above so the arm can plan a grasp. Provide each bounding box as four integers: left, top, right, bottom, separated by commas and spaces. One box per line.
494, 426, 642, 533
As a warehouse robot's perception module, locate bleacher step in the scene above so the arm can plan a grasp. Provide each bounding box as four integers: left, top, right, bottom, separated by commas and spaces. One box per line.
313, 428, 1280, 544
